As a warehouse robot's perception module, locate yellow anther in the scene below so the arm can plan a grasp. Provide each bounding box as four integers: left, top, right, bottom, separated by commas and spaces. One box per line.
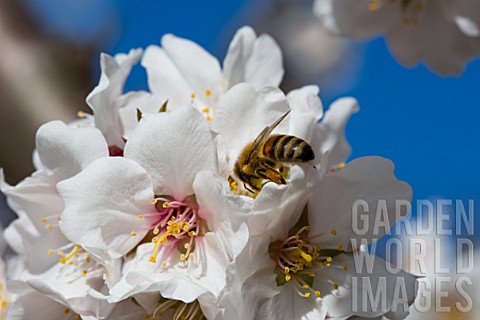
338, 162, 345, 169
202, 108, 209, 113
188, 253, 194, 259
130, 231, 137, 236
64, 308, 70, 314
162, 261, 167, 267
159, 236, 168, 243
153, 228, 160, 235
305, 226, 311, 231
152, 237, 158, 243
343, 265, 348, 271
284, 267, 290, 273
77, 111, 85, 118
149, 239, 161, 263
333, 283, 339, 289
309, 272, 316, 277
302, 284, 309, 289
57, 250, 64, 256
188, 231, 196, 236
298, 249, 312, 262
326, 257, 332, 262
184, 243, 190, 249
57, 216, 61, 221
138, 215, 143, 219
368, 3, 379, 11
314, 290, 321, 297
86, 257, 92, 263
207, 117, 213, 123
304, 292, 311, 298
331, 229, 337, 236
46, 224, 53, 229
69, 261, 74, 265
285, 274, 291, 281
190, 93, 195, 99
144, 314, 150, 319
180, 254, 186, 261
163, 202, 170, 208
338, 244, 344, 251
205, 89, 211, 96
59, 245, 80, 264
41, 218, 47, 223
47, 249, 54, 255
82, 270, 87, 276
150, 199, 158, 204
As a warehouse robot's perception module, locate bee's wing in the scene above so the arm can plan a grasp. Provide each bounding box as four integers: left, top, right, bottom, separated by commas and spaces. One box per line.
246, 110, 291, 162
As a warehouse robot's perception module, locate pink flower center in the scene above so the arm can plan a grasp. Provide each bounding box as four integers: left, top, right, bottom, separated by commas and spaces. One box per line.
134, 196, 202, 265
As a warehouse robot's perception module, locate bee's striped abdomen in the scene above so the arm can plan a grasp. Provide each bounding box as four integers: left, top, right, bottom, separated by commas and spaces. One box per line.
263, 134, 314, 163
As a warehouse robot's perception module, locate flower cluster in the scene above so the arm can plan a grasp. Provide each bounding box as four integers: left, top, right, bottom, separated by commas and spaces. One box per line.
1, 26, 418, 319
314, 0, 480, 75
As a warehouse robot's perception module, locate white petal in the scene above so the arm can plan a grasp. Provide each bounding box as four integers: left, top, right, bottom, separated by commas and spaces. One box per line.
58, 157, 154, 261
36, 121, 108, 180
109, 243, 209, 303
386, 1, 480, 75
217, 235, 279, 320
287, 85, 323, 143
5, 216, 69, 274
213, 84, 290, 175
443, 0, 480, 37
124, 106, 215, 198
142, 34, 222, 109
308, 157, 412, 251
223, 26, 284, 89
314, 0, 402, 38
87, 49, 143, 147
312, 97, 358, 167
7, 291, 78, 320
321, 254, 418, 319
1, 170, 63, 232
102, 299, 148, 320
249, 165, 319, 237
117, 91, 167, 140
258, 283, 327, 320
193, 170, 249, 233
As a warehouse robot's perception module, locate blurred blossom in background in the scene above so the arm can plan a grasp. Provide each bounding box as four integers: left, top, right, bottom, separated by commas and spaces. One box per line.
0, 0, 479, 316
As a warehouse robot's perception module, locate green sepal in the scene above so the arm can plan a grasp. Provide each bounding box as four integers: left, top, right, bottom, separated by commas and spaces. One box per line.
159, 100, 168, 113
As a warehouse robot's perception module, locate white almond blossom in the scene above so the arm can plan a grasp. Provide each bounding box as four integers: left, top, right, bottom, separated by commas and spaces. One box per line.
212, 81, 358, 185
217, 157, 416, 320
83, 26, 283, 155
85, 48, 166, 153
0, 121, 126, 319
314, 0, 480, 75
7, 290, 147, 320
0, 24, 422, 319
57, 106, 249, 307
142, 26, 283, 121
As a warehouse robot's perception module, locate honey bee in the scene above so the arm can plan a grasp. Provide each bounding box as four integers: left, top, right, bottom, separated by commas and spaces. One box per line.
233, 110, 314, 193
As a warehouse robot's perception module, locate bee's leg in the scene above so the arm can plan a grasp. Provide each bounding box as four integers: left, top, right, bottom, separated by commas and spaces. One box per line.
243, 183, 255, 194
257, 167, 286, 185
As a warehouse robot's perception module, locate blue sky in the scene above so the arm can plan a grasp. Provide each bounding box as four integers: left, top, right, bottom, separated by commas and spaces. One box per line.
22, 0, 480, 217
